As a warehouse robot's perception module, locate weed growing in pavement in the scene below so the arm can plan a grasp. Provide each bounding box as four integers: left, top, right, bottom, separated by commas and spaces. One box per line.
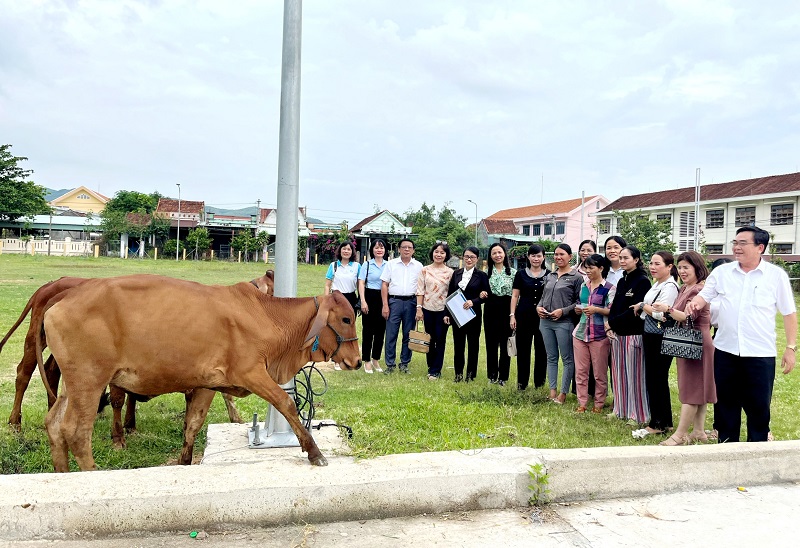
527, 463, 551, 506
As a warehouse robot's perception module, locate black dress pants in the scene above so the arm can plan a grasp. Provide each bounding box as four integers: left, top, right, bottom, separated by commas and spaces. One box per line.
484, 295, 512, 382
452, 308, 482, 380
714, 350, 775, 443
643, 332, 673, 431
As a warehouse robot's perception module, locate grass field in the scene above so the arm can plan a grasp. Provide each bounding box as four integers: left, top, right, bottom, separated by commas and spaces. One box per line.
1, 253, 798, 473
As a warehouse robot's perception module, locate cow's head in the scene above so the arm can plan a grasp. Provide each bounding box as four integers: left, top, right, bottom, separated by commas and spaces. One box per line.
251, 270, 275, 296
302, 291, 361, 370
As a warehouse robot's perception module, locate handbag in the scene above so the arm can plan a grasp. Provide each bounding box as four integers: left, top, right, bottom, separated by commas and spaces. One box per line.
507, 330, 517, 357
409, 321, 431, 353
661, 316, 703, 360
644, 314, 673, 335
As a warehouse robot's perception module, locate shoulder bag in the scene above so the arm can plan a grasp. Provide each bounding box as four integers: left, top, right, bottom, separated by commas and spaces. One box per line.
643, 282, 677, 335
661, 316, 703, 360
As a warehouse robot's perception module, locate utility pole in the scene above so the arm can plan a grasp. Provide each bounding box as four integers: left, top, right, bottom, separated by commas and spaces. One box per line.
175, 183, 181, 260
467, 199, 478, 246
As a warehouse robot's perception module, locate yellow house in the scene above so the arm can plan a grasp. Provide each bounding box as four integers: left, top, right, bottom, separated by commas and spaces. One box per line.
48, 186, 110, 215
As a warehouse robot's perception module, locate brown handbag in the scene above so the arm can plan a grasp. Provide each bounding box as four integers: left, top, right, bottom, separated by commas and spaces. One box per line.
409, 321, 431, 353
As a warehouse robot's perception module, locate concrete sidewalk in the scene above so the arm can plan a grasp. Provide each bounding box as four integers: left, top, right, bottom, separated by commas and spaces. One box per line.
2, 422, 799, 541
8, 483, 800, 546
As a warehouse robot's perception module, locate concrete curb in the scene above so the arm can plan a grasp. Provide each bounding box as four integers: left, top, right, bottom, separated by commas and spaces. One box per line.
1, 423, 799, 541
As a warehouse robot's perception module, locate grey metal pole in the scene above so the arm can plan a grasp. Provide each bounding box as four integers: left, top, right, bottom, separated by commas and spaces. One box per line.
274, 0, 302, 299
467, 199, 477, 246
176, 183, 181, 261
694, 168, 701, 250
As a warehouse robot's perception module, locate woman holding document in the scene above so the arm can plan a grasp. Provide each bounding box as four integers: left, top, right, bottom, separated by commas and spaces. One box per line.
445, 246, 489, 382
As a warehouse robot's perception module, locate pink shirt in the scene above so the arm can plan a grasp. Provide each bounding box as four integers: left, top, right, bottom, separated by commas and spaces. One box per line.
416, 265, 454, 312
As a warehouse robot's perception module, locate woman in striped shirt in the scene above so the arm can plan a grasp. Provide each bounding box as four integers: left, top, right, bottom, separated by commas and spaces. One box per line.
572, 254, 614, 413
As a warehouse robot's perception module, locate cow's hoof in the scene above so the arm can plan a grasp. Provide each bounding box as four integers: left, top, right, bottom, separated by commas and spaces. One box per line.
112, 440, 127, 450
310, 455, 328, 466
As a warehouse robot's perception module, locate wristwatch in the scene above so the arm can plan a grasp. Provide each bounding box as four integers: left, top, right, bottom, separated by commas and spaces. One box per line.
786, 345, 796, 352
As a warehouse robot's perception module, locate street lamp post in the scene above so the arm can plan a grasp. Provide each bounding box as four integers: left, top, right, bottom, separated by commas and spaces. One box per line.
176, 183, 181, 261
467, 199, 478, 247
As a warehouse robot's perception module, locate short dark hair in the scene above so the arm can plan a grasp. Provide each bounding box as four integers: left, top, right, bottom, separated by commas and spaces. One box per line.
428, 241, 452, 262
579, 239, 597, 252
556, 243, 572, 255
527, 244, 545, 256
735, 226, 769, 250
398, 237, 415, 249
676, 250, 709, 283
335, 241, 356, 262
370, 238, 387, 257
584, 253, 609, 278
464, 246, 480, 258
710, 257, 732, 270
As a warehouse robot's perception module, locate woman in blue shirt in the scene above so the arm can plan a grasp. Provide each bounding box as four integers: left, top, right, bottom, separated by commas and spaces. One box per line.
357, 239, 388, 373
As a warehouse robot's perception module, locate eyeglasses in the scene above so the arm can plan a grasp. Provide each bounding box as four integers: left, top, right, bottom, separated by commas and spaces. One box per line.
730, 240, 757, 247
399, 245, 414, 250
463, 254, 478, 260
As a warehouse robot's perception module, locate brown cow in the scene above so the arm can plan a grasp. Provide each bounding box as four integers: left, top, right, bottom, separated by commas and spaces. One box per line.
3, 271, 274, 438
40, 274, 360, 472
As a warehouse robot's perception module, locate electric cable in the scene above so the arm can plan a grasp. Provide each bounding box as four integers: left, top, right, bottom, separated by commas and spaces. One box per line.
293, 363, 353, 439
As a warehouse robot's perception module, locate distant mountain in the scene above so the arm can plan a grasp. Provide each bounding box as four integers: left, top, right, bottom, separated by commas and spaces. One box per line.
43, 188, 70, 201
206, 206, 259, 217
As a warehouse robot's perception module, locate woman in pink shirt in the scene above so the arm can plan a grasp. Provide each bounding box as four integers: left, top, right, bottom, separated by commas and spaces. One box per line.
416, 242, 454, 380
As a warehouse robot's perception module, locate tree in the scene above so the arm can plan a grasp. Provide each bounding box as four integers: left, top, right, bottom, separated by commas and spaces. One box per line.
614, 210, 675, 259
0, 144, 50, 222
400, 202, 471, 259
103, 190, 160, 215
100, 190, 169, 241
186, 227, 213, 257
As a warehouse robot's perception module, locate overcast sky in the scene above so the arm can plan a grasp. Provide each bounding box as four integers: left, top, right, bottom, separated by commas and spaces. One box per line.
2, 1, 799, 225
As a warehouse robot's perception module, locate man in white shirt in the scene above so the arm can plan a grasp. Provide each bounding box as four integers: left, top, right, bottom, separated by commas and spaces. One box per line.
686, 226, 796, 443
381, 238, 423, 373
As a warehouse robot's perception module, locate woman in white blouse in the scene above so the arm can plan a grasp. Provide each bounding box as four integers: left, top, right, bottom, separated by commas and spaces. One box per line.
325, 241, 361, 369
633, 250, 679, 436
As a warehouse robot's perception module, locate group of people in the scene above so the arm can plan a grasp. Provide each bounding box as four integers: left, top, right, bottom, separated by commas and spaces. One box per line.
324, 226, 796, 444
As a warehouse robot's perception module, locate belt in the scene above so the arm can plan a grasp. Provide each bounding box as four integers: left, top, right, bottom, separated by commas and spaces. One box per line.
389, 294, 415, 300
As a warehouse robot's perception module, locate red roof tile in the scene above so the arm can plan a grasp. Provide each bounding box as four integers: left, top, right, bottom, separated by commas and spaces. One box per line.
599, 172, 800, 212
489, 197, 596, 219
156, 198, 205, 214
481, 219, 518, 234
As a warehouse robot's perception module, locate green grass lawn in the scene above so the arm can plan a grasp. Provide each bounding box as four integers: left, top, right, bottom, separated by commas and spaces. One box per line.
1, 253, 798, 473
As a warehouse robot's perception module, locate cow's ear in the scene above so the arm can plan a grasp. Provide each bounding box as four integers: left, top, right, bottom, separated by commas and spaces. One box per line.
302, 295, 332, 349
265, 270, 274, 280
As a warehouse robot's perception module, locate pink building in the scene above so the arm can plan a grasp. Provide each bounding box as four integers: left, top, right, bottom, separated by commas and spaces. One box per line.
487, 195, 610, 251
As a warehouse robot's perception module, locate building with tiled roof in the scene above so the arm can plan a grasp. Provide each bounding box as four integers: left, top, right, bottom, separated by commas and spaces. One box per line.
349, 210, 411, 258
486, 195, 610, 250
48, 185, 110, 214
595, 172, 800, 258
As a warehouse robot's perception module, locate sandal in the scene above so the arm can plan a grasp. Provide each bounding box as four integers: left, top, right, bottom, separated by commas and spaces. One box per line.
575, 406, 586, 414
591, 406, 604, 414
372, 360, 383, 373
688, 432, 708, 443
659, 434, 689, 446
552, 393, 566, 404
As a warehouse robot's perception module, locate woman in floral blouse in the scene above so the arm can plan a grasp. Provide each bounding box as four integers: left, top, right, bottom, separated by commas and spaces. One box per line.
416, 242, 455, 380
484, 243, 517, 386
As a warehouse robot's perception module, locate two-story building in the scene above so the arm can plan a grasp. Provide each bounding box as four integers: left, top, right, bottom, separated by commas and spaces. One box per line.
486, 195, 611, 251
595, 172, 800, 260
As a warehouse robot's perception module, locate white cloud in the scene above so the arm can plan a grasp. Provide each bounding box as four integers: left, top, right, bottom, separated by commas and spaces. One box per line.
1, 0, 799, 223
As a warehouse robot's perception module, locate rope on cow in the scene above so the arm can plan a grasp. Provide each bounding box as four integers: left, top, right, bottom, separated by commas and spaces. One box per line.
294, 363, 353, 439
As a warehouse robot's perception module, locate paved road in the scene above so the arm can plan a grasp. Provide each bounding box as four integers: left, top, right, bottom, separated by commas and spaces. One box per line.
10, 482, 798, 547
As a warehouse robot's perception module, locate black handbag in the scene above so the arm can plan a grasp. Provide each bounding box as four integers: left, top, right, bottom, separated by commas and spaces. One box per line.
644, 314, 673, 335
661, 316, 703, 360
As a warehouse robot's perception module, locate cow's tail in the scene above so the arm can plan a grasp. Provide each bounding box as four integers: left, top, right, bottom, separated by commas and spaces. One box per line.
0, 292, 37, 353
36, 302, 58, 404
